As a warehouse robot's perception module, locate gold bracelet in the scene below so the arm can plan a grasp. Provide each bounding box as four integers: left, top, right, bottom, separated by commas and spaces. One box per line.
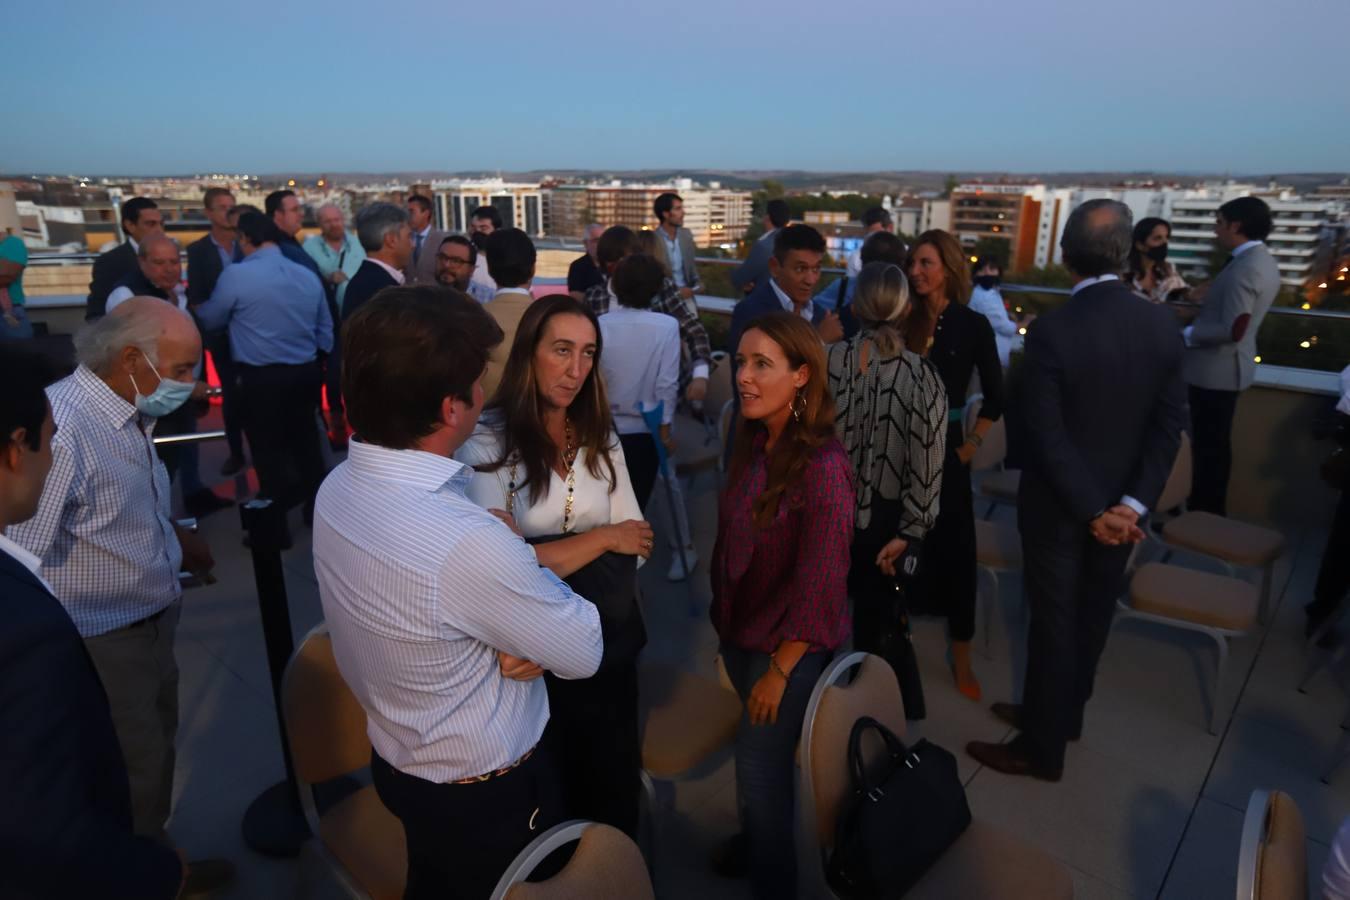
769, 654, 790, 680
967, 432, 984, 448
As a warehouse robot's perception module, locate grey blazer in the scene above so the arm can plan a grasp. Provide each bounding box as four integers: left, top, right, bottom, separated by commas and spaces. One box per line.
1182, 243, 1280, 392
404, 227, 450, 285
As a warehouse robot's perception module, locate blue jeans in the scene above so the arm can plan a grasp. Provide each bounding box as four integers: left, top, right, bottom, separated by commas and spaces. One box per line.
720, 643, 831, 899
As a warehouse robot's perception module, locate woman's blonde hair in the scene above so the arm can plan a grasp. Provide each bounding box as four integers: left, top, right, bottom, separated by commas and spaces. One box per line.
850, 262, 910, 357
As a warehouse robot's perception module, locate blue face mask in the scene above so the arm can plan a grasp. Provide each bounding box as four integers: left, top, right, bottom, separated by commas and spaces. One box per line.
130, 355, 195, 417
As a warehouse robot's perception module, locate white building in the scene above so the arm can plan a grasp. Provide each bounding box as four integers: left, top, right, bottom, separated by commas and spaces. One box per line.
428, 178, 545, 237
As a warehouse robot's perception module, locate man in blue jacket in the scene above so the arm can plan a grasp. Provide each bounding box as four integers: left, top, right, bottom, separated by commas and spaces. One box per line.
0, 347, 185, 899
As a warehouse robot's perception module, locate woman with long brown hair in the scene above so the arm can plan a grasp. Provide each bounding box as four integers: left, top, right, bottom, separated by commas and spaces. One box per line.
905, 229, 1004, 702
711, 311, 854, 898
455, 293, 654, 837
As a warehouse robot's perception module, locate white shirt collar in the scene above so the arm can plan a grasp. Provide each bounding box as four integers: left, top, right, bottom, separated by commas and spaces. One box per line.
495, 286, 532, 297
1071, 273, 1119, 296
769, 278, 813, 320
367, 257, 406, 284
1232, 240, 1262, 258
0, 532, 54, 593
416, 225, 432, 240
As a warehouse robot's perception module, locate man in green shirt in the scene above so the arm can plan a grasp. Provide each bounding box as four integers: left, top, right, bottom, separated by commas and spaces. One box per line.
0, 229, 32, 340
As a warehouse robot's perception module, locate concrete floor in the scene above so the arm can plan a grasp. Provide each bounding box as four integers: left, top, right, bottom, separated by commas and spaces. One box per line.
162, 413, 1348, 899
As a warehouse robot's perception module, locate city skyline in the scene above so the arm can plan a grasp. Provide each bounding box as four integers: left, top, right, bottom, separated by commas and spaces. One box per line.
6, 0, 1347, 174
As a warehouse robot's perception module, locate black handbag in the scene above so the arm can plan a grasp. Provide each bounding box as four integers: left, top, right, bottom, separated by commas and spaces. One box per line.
828, 716, 971, 898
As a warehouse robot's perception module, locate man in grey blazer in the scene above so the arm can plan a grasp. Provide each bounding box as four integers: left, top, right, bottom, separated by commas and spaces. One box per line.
1181, 196, 1280, 515
653, 192, 703, 300
404, 194, 450, 285
731, 198, 790, 295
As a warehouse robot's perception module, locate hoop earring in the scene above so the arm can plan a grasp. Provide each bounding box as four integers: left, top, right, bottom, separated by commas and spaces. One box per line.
791, 390, 805, 422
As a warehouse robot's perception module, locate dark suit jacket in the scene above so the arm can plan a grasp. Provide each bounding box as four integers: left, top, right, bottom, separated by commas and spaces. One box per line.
0, 549, 181, 899
727, 278, 826, 361
186, 234, 228, 306
86, 241, 139, 320
1018, 279, 1187, 527
342, 259, 400, 323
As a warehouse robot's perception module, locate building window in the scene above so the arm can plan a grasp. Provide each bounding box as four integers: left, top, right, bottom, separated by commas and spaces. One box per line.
491, 195, 515, 229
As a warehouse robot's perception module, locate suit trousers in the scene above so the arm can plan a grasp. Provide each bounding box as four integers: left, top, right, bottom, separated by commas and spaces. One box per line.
371, 746, 564, 900
1018, 511, 1132, 770
237, 361, 326, 513
541, 663, 642, 838
207, 333, 245, 459
1188, 385, 1240, 516
83, 602, 180, 841
618, 432, 659, 511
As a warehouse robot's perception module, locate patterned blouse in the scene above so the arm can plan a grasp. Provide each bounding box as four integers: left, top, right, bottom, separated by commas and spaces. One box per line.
828, 334, 948, 538
710, 436, 854, 654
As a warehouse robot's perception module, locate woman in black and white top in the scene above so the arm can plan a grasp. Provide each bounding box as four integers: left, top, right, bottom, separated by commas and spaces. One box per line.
827, 262, 947, 717
456, 294, 654, 838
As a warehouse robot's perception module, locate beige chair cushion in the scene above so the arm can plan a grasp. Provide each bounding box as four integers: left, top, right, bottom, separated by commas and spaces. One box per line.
639, 664, 742, 778
318, 784, 407, 900
506, 824, 654, 900
1129, 562, 1259, 631
808, 656, 908, 842
978, 469, 1021, 502
1256, 791, 1308, 900
975, 520, 1022, 570
907, 820, 1074, 900
283, 632, 372, 785
1162, 511, 1285, 567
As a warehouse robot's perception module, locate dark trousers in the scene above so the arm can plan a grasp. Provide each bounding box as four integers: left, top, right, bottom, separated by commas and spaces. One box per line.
1017, 506, 1132, 770
542, 662, 642, 838
322, 291, 343, 419
618, 432, 659, 510
208, 333, 245, 459
371, 747, 563, 900
1311, 487, 1350, 619
721, 644, 830, 900
237, 361, 326, 512
1188, 385, 1240, 515
849, 523, 926, 720
913, 431, 977, 641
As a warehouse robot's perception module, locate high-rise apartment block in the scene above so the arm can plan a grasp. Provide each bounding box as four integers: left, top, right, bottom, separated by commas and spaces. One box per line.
543, 178, 752, 247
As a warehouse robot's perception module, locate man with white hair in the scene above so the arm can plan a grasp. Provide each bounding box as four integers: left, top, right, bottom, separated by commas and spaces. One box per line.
341, 202, 413, 323
304, 204, 366, 449
195, 211, 333, 533
9, 297, 231, 892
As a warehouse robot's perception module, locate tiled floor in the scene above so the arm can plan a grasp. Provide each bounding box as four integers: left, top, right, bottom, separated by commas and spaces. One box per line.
162, 418, 1348, 898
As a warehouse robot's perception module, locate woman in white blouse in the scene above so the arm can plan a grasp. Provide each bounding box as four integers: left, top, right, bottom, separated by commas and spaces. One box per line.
456, 293, 653, 838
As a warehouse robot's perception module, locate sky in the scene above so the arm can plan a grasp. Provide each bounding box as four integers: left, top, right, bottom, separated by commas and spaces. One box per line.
5, 0, 1348, 176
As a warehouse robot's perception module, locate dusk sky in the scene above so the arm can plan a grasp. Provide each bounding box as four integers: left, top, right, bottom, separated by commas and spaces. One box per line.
6, 0, 1347, 175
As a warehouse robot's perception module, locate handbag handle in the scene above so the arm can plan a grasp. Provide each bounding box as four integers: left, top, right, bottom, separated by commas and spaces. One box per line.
847, 715, 910, 797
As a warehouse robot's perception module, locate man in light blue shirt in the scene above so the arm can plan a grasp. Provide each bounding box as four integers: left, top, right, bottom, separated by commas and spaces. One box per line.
654, 191, 703, 299
195, 210, 333, 524
303, 204, 365, 314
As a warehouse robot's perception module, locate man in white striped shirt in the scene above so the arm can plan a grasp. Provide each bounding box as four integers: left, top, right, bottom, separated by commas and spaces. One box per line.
9, 298, 228, 887
313, 284, 603, 900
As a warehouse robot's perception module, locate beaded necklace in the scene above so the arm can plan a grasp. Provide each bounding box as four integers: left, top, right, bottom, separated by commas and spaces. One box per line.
506, 419, 578, 533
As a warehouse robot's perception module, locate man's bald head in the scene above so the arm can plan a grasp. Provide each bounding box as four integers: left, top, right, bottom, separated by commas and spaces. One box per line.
317, 204, 346, 242
1060, 199, 1132, 278
74, 297, 201, 403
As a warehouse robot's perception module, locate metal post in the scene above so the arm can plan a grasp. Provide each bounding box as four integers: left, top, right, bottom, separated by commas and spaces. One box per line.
238, 498, 308, 857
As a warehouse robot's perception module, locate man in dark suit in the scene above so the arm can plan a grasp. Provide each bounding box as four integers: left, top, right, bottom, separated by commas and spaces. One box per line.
85, 196, 162, 320
0, 347, 184, 899
967, 200, 1186, 781
186, 187, 248, 475
731, 198, 790, 295
727, 223, 842, 366
343, 203, 413, 325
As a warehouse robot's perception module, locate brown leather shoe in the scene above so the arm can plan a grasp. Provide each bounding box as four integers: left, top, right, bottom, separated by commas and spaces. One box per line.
966, 739, 1063, 782
990, 703, 1080, 741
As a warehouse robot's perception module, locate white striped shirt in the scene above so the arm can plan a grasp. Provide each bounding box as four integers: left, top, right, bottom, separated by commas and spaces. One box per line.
312, 440, 602, 783
9, 366, 182, 637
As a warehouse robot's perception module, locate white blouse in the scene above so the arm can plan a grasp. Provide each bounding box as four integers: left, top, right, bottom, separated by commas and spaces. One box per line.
455, 416, 644, 543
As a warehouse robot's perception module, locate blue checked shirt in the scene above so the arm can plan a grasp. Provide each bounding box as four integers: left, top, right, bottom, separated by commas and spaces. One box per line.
9, 366, 182, 637
312, 440, 603, 782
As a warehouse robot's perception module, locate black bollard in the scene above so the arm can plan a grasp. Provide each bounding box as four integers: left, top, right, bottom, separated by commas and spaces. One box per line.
239, 498, 309, 857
